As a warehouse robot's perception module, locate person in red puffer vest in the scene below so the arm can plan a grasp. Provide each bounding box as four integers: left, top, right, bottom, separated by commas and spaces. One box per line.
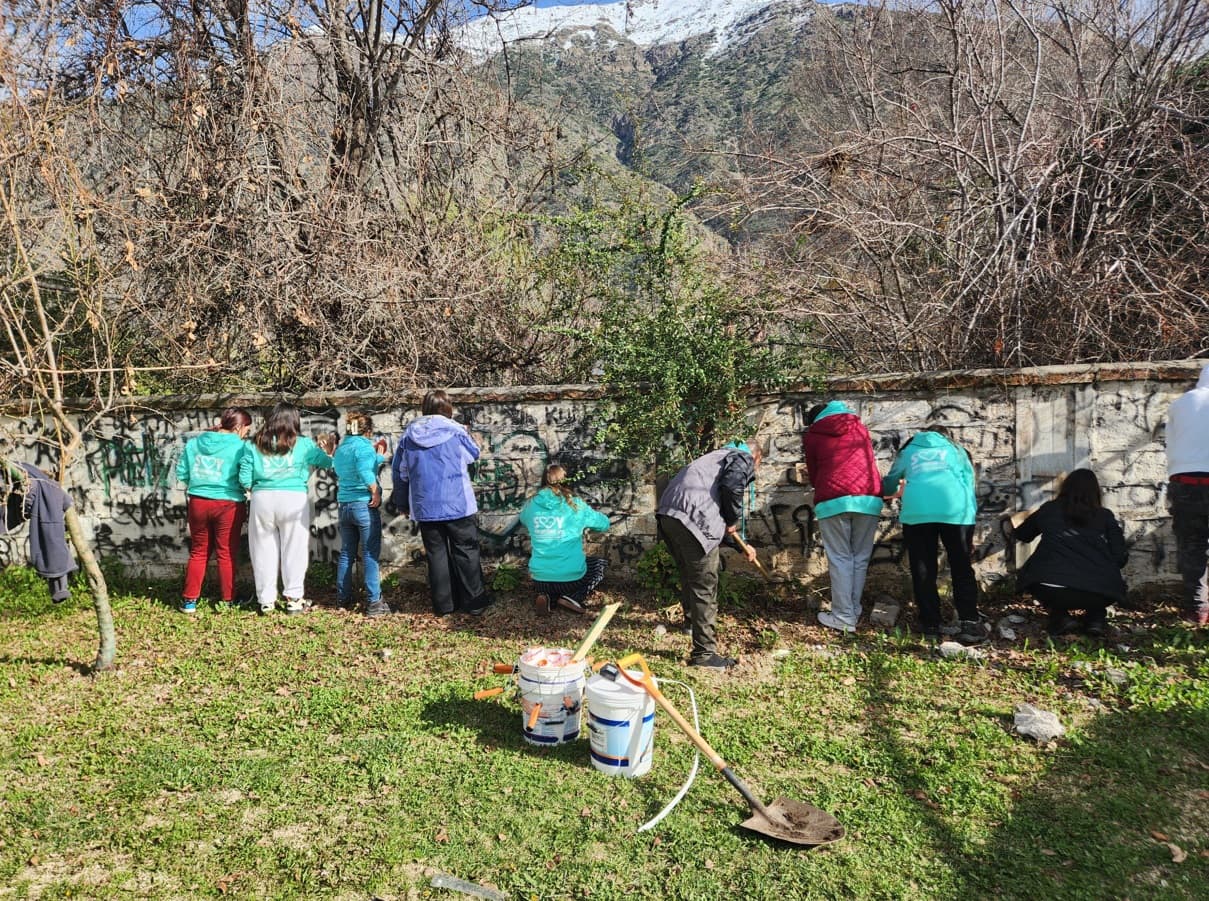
802, 401, 884, 632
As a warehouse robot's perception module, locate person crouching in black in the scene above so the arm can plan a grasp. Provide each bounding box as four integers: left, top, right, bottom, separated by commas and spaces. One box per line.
1007, 469, 1128, 638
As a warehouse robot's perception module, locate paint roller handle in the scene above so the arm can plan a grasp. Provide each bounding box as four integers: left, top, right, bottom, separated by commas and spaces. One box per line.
473, 687, 505, 701
571, 602, 621, 663
492, 662, 515, 674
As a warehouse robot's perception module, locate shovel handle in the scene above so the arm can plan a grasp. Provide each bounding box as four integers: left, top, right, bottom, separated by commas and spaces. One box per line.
492, 662, 515, 674
730, 533, 772, 581
615, 653, 773, 819
526, 703, 542, 730
473, 687, 505, 701
615, 653, 725, 770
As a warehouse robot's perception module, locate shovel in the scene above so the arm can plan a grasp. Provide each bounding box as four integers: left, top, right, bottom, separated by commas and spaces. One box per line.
609, 653, 844, 848
730, 533, 775, 582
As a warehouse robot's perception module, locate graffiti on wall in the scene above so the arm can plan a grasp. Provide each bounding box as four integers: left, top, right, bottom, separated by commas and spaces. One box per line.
0, 375, 1192, 593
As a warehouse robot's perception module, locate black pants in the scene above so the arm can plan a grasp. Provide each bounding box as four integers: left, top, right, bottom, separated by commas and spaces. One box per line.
1032, 585, 1110, 623
534, 557, 608, 604
1169, 480, 1209, 612
903, 522, 979, 628
419, 515, 490, 615
658, 514, 720, 661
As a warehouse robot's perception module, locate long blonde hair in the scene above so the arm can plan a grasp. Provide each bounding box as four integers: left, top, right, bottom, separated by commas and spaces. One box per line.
543, 464, 581, 508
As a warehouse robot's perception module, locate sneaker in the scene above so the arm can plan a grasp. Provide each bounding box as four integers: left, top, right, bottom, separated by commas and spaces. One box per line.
284, 598, 312, 616
922, 628, 942, 644
365, 600, 391, 618
463, 595, 496, 617
534, 594, 550, 615
955, 619, 989, 645
180, 599, 198, 614
258, 602, 275, 616
817, 611, 856, 633
688, 653, 738, 671
555, 595, 587, 615
938, 622, 962, 636
1083, 617, 1108, 638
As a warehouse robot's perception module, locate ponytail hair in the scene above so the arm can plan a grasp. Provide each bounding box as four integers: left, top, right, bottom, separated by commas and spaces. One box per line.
543, 463, 580, 507
218, 407, 252, 433
345, 409, 374, 437
255, 402, 301, 456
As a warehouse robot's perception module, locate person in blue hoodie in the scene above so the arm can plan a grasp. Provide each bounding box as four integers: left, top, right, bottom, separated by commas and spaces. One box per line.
389, 390, 494, 617
176, 407, 253, 612
882, 425, 984, 644
519, 463, 611, 614
333, 410, 389, 617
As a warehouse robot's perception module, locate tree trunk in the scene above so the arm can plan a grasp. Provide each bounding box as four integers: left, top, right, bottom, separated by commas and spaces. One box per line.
64, 506, 116, 672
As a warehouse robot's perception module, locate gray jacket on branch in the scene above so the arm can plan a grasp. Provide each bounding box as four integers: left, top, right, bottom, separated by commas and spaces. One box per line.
18, 464, 77, 602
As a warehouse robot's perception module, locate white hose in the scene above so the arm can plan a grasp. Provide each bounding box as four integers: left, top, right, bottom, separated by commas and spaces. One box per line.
637, 679, 700, 833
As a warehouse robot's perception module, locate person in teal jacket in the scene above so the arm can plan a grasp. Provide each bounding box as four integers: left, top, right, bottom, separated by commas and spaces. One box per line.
332, 410, 389, 617
176, 407, 253, 612
882, 425, 984, 644
518, 464, 610, 614
239, 402, 335, 616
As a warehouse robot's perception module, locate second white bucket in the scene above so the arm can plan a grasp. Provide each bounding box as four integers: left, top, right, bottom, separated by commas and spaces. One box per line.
586, 670, 656, 777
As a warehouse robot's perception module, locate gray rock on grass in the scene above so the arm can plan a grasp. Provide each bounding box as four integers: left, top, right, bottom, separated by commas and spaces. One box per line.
1014, 703, 1065, 741
937, 641, 986, 660
870, 600, 901, 628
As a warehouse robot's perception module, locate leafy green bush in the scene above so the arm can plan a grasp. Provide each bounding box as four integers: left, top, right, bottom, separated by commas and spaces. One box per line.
490, 562, 522, 593
533, 180, 820, 471
635, 542, 679, 605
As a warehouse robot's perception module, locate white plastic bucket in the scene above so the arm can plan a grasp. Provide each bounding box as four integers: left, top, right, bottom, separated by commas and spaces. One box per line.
586, 670, 656, 777
517, 648, 587, 747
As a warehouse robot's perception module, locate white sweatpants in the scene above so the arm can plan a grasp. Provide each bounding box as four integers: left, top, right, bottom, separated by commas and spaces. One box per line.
248, 490, 311, 607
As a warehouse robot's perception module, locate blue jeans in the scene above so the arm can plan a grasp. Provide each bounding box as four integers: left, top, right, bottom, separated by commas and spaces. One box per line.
337, 502, 382, 604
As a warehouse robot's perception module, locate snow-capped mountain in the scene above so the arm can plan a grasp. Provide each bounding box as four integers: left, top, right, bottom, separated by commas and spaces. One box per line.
457, 0, 820, 60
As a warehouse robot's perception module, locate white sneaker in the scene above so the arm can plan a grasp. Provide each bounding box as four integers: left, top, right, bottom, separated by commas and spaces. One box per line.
818, 611, 856, 633
258, 602, 275, 616
285, 598, 312, 616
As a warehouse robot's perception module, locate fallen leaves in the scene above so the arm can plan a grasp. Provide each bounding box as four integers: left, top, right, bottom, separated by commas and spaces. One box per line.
1167, 843, 1187, 864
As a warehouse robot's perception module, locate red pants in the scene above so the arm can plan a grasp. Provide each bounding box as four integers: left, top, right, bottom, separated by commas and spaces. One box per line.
183, 496, 246, 601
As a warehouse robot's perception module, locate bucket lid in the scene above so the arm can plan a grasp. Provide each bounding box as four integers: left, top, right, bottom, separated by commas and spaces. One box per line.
588, 670, 655, 697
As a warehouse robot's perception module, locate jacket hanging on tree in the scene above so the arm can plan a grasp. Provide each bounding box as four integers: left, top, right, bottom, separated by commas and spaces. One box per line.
1, 463, 77, 602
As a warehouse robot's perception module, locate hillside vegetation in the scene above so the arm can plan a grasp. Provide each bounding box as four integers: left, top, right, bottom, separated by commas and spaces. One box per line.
1, 0, 1206, 407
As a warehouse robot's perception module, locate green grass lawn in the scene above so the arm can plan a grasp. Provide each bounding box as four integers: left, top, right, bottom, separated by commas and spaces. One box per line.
1, 565, 1206, 900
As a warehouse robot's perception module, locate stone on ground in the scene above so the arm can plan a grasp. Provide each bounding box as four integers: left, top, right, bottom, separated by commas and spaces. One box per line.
1014, 703, 1065, 741
870, 598, 901, 628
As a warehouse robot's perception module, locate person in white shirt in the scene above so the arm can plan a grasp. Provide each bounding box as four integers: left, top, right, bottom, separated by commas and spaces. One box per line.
1165, 362, 1209, 626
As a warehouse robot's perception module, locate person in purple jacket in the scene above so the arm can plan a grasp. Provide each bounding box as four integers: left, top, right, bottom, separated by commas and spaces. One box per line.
389, 390, 494, 617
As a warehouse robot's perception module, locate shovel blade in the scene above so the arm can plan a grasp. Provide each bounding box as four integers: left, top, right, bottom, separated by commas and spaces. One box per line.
739, 798, 845, 847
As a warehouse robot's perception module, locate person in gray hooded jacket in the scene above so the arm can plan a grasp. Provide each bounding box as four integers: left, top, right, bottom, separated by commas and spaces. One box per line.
655, 443, 760, 671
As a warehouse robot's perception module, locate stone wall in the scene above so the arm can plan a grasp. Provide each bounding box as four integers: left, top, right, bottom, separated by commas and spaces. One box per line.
0, 361, 1200, 595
